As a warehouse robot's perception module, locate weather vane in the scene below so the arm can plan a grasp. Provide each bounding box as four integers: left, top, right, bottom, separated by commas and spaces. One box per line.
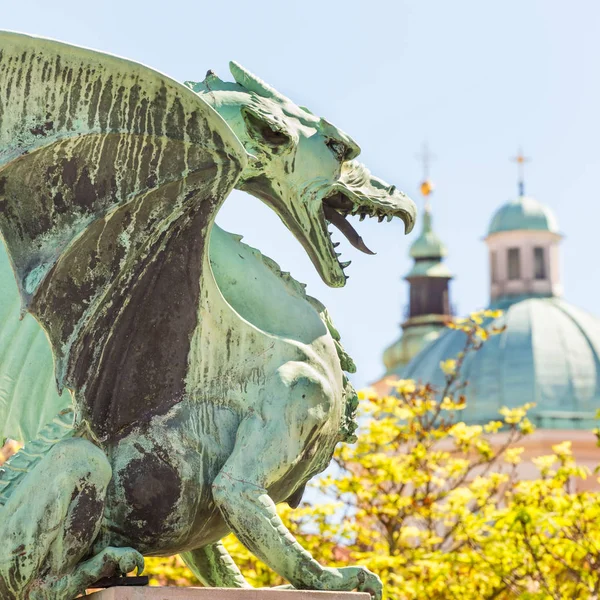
416, 142, 436, 209
511, 147, 530, 196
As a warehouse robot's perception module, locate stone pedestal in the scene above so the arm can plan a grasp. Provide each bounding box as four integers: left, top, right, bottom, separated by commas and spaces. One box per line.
89, 588, 371, 600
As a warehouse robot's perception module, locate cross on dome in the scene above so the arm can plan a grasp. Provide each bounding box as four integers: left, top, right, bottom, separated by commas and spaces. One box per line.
511, 147, 531, 196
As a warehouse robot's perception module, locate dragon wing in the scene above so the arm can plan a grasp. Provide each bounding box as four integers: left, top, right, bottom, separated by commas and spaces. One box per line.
0, 32, 247, 441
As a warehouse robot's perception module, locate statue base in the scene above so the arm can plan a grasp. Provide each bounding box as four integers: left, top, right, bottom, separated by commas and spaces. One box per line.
88, 588, 370, 599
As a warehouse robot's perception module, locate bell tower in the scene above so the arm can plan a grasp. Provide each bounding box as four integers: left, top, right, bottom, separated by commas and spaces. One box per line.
381, 145, 454, 375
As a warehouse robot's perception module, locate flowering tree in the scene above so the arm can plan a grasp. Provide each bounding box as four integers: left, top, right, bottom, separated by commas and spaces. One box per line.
307, 311, 598, 598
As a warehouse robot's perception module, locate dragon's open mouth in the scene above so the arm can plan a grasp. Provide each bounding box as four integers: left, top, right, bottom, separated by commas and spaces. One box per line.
322, 193, 377, 257
242, 162, 416, 288
322, 191, 412, 271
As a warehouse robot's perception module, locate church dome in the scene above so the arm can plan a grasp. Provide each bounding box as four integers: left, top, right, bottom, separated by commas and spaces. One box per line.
488, 196, 560, 236
399, 297, 600, 429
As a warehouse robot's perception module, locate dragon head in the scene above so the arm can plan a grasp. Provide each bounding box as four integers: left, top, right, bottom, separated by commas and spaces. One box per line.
187, 63, 416, 288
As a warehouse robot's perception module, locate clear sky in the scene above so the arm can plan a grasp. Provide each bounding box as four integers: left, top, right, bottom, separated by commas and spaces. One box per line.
4, 1, 600, 389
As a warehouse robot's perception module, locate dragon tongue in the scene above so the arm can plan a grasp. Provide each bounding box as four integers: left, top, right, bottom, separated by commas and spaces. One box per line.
323, 205, 376, 256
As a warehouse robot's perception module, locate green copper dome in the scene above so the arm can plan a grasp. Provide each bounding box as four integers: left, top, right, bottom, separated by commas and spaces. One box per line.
410, 208, 448, 259
398, 297, 600, 429
488, 196, 560, 236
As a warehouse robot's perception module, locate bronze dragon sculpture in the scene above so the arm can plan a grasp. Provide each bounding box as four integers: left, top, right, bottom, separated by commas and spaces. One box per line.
0, 32, 415, 599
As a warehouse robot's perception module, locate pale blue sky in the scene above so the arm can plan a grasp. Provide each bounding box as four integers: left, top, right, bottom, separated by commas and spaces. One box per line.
4, 1, 600, 388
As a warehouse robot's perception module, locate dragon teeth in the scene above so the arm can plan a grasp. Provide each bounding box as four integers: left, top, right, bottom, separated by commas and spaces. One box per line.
333, 242, 340, 248
340, 260, 351, 269
378, 215, 385, 223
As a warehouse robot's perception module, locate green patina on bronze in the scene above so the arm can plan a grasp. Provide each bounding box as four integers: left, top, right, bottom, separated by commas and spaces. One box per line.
0, 32, 415, 600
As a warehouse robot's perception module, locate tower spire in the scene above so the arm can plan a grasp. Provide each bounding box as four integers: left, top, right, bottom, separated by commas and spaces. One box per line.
416, 142, 436, 210
378, 144, 452, 380
511, 147, 530, 196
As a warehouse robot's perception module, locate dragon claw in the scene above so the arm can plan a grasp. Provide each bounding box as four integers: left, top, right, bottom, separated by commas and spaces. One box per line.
114, 548, 145, 576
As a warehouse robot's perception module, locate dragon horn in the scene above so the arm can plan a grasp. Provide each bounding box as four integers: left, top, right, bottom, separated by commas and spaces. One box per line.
229, 61, 288, 103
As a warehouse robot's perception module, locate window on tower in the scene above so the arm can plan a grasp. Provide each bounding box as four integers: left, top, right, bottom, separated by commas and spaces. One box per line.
491, 251, 498, 283
534, 247, 546, 280
508, 247, 520, 280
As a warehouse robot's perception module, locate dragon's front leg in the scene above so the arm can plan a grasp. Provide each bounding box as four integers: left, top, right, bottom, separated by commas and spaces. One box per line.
0, 437, 142, 600
211, 365, 382, 599
180, 541, 252, 588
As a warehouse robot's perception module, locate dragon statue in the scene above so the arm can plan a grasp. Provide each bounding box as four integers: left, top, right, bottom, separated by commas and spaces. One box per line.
0, 32, 415, 599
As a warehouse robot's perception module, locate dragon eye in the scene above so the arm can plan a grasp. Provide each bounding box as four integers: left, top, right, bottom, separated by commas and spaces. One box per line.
326, 139, 347, 161
242, 110, 291, 147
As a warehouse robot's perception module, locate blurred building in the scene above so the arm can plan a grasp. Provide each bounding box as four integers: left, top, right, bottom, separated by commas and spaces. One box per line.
381, 145, 454, 375
381, 194, 453, 375
375, 152, 600, 487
